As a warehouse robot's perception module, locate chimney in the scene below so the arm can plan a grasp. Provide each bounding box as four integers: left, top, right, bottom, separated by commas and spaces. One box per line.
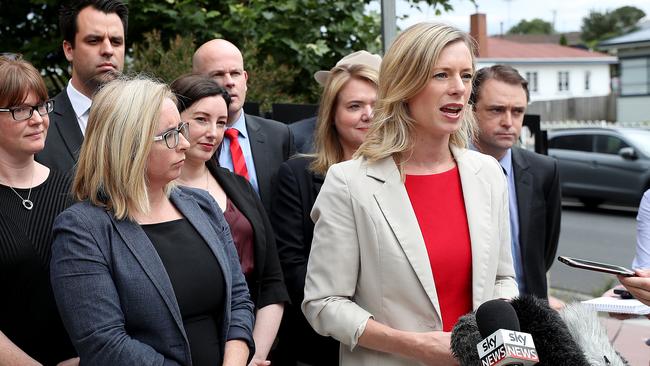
470, 13, 488, 58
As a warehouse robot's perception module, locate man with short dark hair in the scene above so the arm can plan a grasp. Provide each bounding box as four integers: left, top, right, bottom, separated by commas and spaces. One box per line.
471, 64, 561, 300
37, 0, 128, 173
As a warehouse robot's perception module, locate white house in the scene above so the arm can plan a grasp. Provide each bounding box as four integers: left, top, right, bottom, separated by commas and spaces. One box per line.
470, 14, 617, 103
599, 26, 650, 123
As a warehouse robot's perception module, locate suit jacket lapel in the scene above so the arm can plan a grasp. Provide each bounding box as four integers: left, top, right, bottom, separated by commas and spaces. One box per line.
52, 91, 84, 160
368, 157, 441, 316
451, 146, 494, 309
109, 211, 188, 340
512, 148, 533, 260
246, 114, 268, 185
213, 167, 266, 281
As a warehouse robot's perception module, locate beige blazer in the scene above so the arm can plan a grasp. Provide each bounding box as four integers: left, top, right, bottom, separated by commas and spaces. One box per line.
302, 145, 519, 366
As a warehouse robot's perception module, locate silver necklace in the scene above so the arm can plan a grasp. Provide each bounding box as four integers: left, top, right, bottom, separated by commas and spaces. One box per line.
4, 170, 35, 210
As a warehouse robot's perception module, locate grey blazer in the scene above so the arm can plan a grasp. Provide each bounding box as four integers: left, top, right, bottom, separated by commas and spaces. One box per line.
50, 187, 255, 366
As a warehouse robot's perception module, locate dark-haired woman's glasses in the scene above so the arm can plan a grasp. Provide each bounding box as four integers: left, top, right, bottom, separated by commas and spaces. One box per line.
153, 121, 190, 149
0, 99, 55, 121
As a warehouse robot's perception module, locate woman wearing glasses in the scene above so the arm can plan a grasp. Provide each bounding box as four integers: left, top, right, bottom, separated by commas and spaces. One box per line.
50, 76, 255, 366
0, 56, 77, 365
170, 74, 289, 366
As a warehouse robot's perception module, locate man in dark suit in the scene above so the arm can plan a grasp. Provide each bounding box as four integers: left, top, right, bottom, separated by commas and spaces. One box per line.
192, 39, 294, 213
471, 65, 561, 301
37, 0, 128, 174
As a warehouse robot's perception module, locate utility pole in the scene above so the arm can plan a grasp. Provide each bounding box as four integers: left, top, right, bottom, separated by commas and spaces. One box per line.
381, 0, 397, 54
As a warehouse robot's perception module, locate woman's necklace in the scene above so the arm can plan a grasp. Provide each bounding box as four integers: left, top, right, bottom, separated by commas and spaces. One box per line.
3, 169, 35, 210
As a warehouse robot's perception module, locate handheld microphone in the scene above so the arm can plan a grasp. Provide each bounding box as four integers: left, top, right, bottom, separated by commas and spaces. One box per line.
475, 299, 539, 366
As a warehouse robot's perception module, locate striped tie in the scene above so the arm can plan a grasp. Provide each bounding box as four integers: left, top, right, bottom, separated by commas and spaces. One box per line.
224, 128, 250, 180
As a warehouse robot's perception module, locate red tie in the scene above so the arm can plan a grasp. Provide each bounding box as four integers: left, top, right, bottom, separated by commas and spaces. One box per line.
224, 128, 250, 180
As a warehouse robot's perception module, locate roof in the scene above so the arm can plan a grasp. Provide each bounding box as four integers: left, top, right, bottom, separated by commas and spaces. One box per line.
498, 32, 583, 46
479, 37, 617, 64
599, 27, 650, 47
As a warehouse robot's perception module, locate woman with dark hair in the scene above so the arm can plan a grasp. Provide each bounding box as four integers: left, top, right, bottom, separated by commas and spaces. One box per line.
0, 55, 77, 365
171, 74, 289, 366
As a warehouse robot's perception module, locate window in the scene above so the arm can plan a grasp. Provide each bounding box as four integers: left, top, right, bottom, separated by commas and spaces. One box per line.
525, 71, 538, 93
558, 71, 570, 91
595, 135, 629, 155
549, 134, 592, 152
585, 71, 591, 91
620, 57, 650, 96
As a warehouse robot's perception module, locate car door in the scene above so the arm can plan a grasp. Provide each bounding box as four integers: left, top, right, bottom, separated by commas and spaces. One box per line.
548, 133, 598, 197
593, 134, 650, 203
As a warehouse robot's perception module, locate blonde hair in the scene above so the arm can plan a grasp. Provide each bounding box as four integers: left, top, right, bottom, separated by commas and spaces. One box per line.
355, 22, 477, 168
310, 64, 379, 176
73, 76, 176, 220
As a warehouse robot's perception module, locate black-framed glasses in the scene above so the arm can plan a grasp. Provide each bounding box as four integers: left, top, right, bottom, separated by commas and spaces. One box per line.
153, 121, 190, 149
0, 99, 55, 121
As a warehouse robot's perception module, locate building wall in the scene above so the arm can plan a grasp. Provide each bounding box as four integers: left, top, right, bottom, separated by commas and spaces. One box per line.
618, 96, 650, 123
477, 62, 611, 102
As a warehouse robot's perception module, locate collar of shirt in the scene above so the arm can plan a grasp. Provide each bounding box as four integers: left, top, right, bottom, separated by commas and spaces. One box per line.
229, 109, 248, 140
498, 148, 513, 177
66, 81, 92, 120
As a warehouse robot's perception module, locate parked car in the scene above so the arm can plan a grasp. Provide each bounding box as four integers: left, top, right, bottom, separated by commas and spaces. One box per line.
547, 127, 650, 207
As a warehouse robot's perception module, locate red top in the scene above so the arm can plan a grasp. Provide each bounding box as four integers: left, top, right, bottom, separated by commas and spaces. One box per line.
405, 166, 473, 332
223, 198, 255, 278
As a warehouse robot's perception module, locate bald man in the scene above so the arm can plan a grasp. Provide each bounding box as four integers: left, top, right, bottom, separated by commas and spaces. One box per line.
193, 39, 295, 214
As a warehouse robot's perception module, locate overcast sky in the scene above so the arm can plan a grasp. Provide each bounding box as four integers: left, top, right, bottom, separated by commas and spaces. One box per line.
394, 0, 650, 35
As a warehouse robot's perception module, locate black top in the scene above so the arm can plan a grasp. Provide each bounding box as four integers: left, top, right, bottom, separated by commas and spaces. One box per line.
142, 218, 226, 366
0, 169, 76, 364
270, 157, 338, 366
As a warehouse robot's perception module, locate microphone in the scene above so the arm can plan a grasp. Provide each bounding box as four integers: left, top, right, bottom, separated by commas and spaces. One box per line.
558, 302, 628, 366
451, 312, 482, 365
475, 299, 539, 366
510, 295, 591, 366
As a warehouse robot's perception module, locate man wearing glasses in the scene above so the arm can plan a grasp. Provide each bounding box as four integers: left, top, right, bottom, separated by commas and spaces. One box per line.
37, 0, 128, 174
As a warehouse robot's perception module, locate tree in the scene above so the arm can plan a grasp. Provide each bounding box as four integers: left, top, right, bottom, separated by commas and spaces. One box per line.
581, 5, 646, 49
507, 18, 554, 35
1, 0, 469, 105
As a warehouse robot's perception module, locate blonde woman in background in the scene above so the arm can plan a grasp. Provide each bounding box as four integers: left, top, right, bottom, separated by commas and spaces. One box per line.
271, 55, 380, 366
302, 23, 518, 366
50, 76, 254, 366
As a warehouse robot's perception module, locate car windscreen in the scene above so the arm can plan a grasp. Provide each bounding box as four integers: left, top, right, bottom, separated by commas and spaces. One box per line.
619, 129, 650, 157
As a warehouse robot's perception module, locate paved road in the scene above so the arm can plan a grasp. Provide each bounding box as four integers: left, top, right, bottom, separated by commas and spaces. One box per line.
549, 202, 638, 296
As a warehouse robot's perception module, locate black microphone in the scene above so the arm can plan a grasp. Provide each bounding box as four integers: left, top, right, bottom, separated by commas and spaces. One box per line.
451, 299, 539, 366
451, 312, 482, 366
476, 299, 539, 365
510, 295, 591, 366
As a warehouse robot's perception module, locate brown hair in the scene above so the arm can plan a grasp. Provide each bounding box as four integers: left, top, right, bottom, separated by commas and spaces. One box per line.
309, 63, 379, 176
470, 64, 529, 105
0, 55, 49, 107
